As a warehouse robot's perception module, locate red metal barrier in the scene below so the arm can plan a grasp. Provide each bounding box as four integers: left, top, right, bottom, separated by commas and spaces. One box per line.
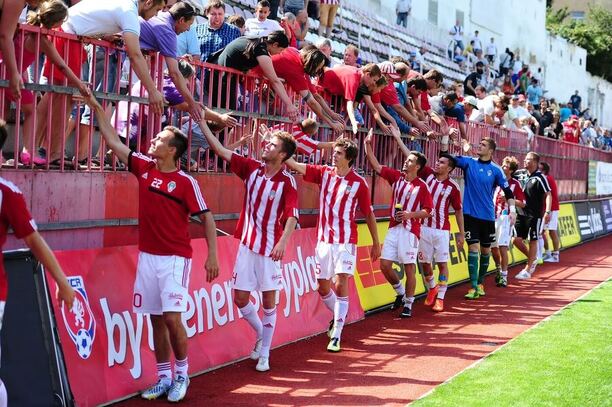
1, 24, 610, 189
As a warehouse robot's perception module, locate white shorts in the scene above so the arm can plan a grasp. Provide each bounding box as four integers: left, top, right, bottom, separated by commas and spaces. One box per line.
544, 210, 559, 231
232, 244, 283, 292
315, 241, 357, 280
492, 214, 512, 248
133, 252, 191, 315
381, 225, 419, 264
418, 226, 450, 263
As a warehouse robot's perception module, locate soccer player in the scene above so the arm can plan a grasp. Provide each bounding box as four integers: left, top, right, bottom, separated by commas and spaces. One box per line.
0, 120, 75, 407
513, 152, 552, 280
490, 156, 525, 287
85, 96, 219, 402
285, 137, 381, 352
200, 120, 299, 373
539, 162, 560, 263
441, 137, 516, 299
364, 129, 433, 317
416, 159, 464, 312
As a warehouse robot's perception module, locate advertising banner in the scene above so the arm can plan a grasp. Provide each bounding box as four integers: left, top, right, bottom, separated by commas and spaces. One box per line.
575, 201, 605, 241
587, 200, 606, 238
557, 203, 582, 248
353, 215, 491, 311
600, 199, 612, 234
45, 229, 364, 406
588, 161, 597, 196
593, 161, 612, 196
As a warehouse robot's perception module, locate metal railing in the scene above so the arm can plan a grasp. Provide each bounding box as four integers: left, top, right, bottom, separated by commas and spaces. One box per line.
1, 24, 609, 190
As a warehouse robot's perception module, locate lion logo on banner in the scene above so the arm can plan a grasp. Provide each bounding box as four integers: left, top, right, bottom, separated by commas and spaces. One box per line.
61, 276, 96, 359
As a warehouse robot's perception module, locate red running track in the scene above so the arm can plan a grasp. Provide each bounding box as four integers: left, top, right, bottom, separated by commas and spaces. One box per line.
117, 236, 612, 406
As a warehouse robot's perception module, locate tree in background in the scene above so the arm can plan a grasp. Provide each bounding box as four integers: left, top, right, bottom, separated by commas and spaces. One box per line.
546, 5, 611, 80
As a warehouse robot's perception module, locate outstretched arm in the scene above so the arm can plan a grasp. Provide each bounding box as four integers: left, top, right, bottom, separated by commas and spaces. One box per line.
390, 125, 410, 157
23, 232, 75, 309
363, 128, 383, 174
123, 33, 164, 115
198, 118, 234, 162
84, 94, 131, 164
166, 56, 202, 121
40, 38, 90, 96
0, 0, 26, 99
257, 55, 299, 122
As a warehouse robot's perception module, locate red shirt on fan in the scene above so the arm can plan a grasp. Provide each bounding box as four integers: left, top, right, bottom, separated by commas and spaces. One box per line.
316, 65, 361, 101
0, 178, 38, 300
270, 123, 319, 156
494, 177, 525, 218
370, 81, 400, 106
419, 166, 462, 231
128, 152, 209, 258
380, 166, 433, 238
231, 153, 299, 256
304, 165, 373, 244
545, 174, 559, 211
253, 47, 316, 94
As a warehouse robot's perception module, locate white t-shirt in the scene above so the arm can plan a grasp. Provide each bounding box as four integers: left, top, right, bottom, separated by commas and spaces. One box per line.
486, 43, 497, 56
503, 107, 518, 129
62, 0, 140, 37
244, 18, 283, 37
472, 36, 482, 50
451, 25, 463, 41
472, 95, 496, 122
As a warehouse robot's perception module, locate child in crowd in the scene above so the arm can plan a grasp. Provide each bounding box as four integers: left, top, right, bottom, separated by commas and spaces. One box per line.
227, 14, 246, 35
244, 0, 283, 37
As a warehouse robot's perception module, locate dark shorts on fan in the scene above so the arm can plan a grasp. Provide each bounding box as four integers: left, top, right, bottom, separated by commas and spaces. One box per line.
515, 215, 542, 241
464, 214, 496, 247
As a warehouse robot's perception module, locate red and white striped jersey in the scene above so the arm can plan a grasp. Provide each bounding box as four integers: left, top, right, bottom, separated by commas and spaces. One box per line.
380, 167, 433, 238
304, 165, 373, 244
419, 166, 462, 231
231, 153, 299, 256
270, 123, 319, 156
494, 177, 525, 218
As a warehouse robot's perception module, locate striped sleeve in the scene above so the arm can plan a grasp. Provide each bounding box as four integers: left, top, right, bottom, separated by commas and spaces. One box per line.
180, 173, 209, 216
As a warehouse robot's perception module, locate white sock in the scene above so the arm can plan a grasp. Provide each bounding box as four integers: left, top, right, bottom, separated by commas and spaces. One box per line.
331, 296, 349, 339
320, 290, 337, 312
403, 295, 415, 308
437, 284, 448, 299
260, 307, 277, 358
157, 362, 172, 385
174, 358, 188, 379
392, 282, 405, 296
553, 251, 559, 257
425, 276, 436, 289
239, 302, 263, 339
501, 270, 508, 277
537, 238, 544, 259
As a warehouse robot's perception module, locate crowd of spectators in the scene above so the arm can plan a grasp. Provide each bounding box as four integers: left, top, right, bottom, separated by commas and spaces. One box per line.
439, 21, 611, 151
1, 0, 610, 171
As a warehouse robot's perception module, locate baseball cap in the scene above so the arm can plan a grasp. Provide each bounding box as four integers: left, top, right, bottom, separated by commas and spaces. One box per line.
511, 94, 519, 100
378, 61, 401, 80
464, 96, 479, 109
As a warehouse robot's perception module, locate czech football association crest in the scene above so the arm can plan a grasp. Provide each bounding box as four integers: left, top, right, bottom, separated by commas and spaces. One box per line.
61, 276, 96, 359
